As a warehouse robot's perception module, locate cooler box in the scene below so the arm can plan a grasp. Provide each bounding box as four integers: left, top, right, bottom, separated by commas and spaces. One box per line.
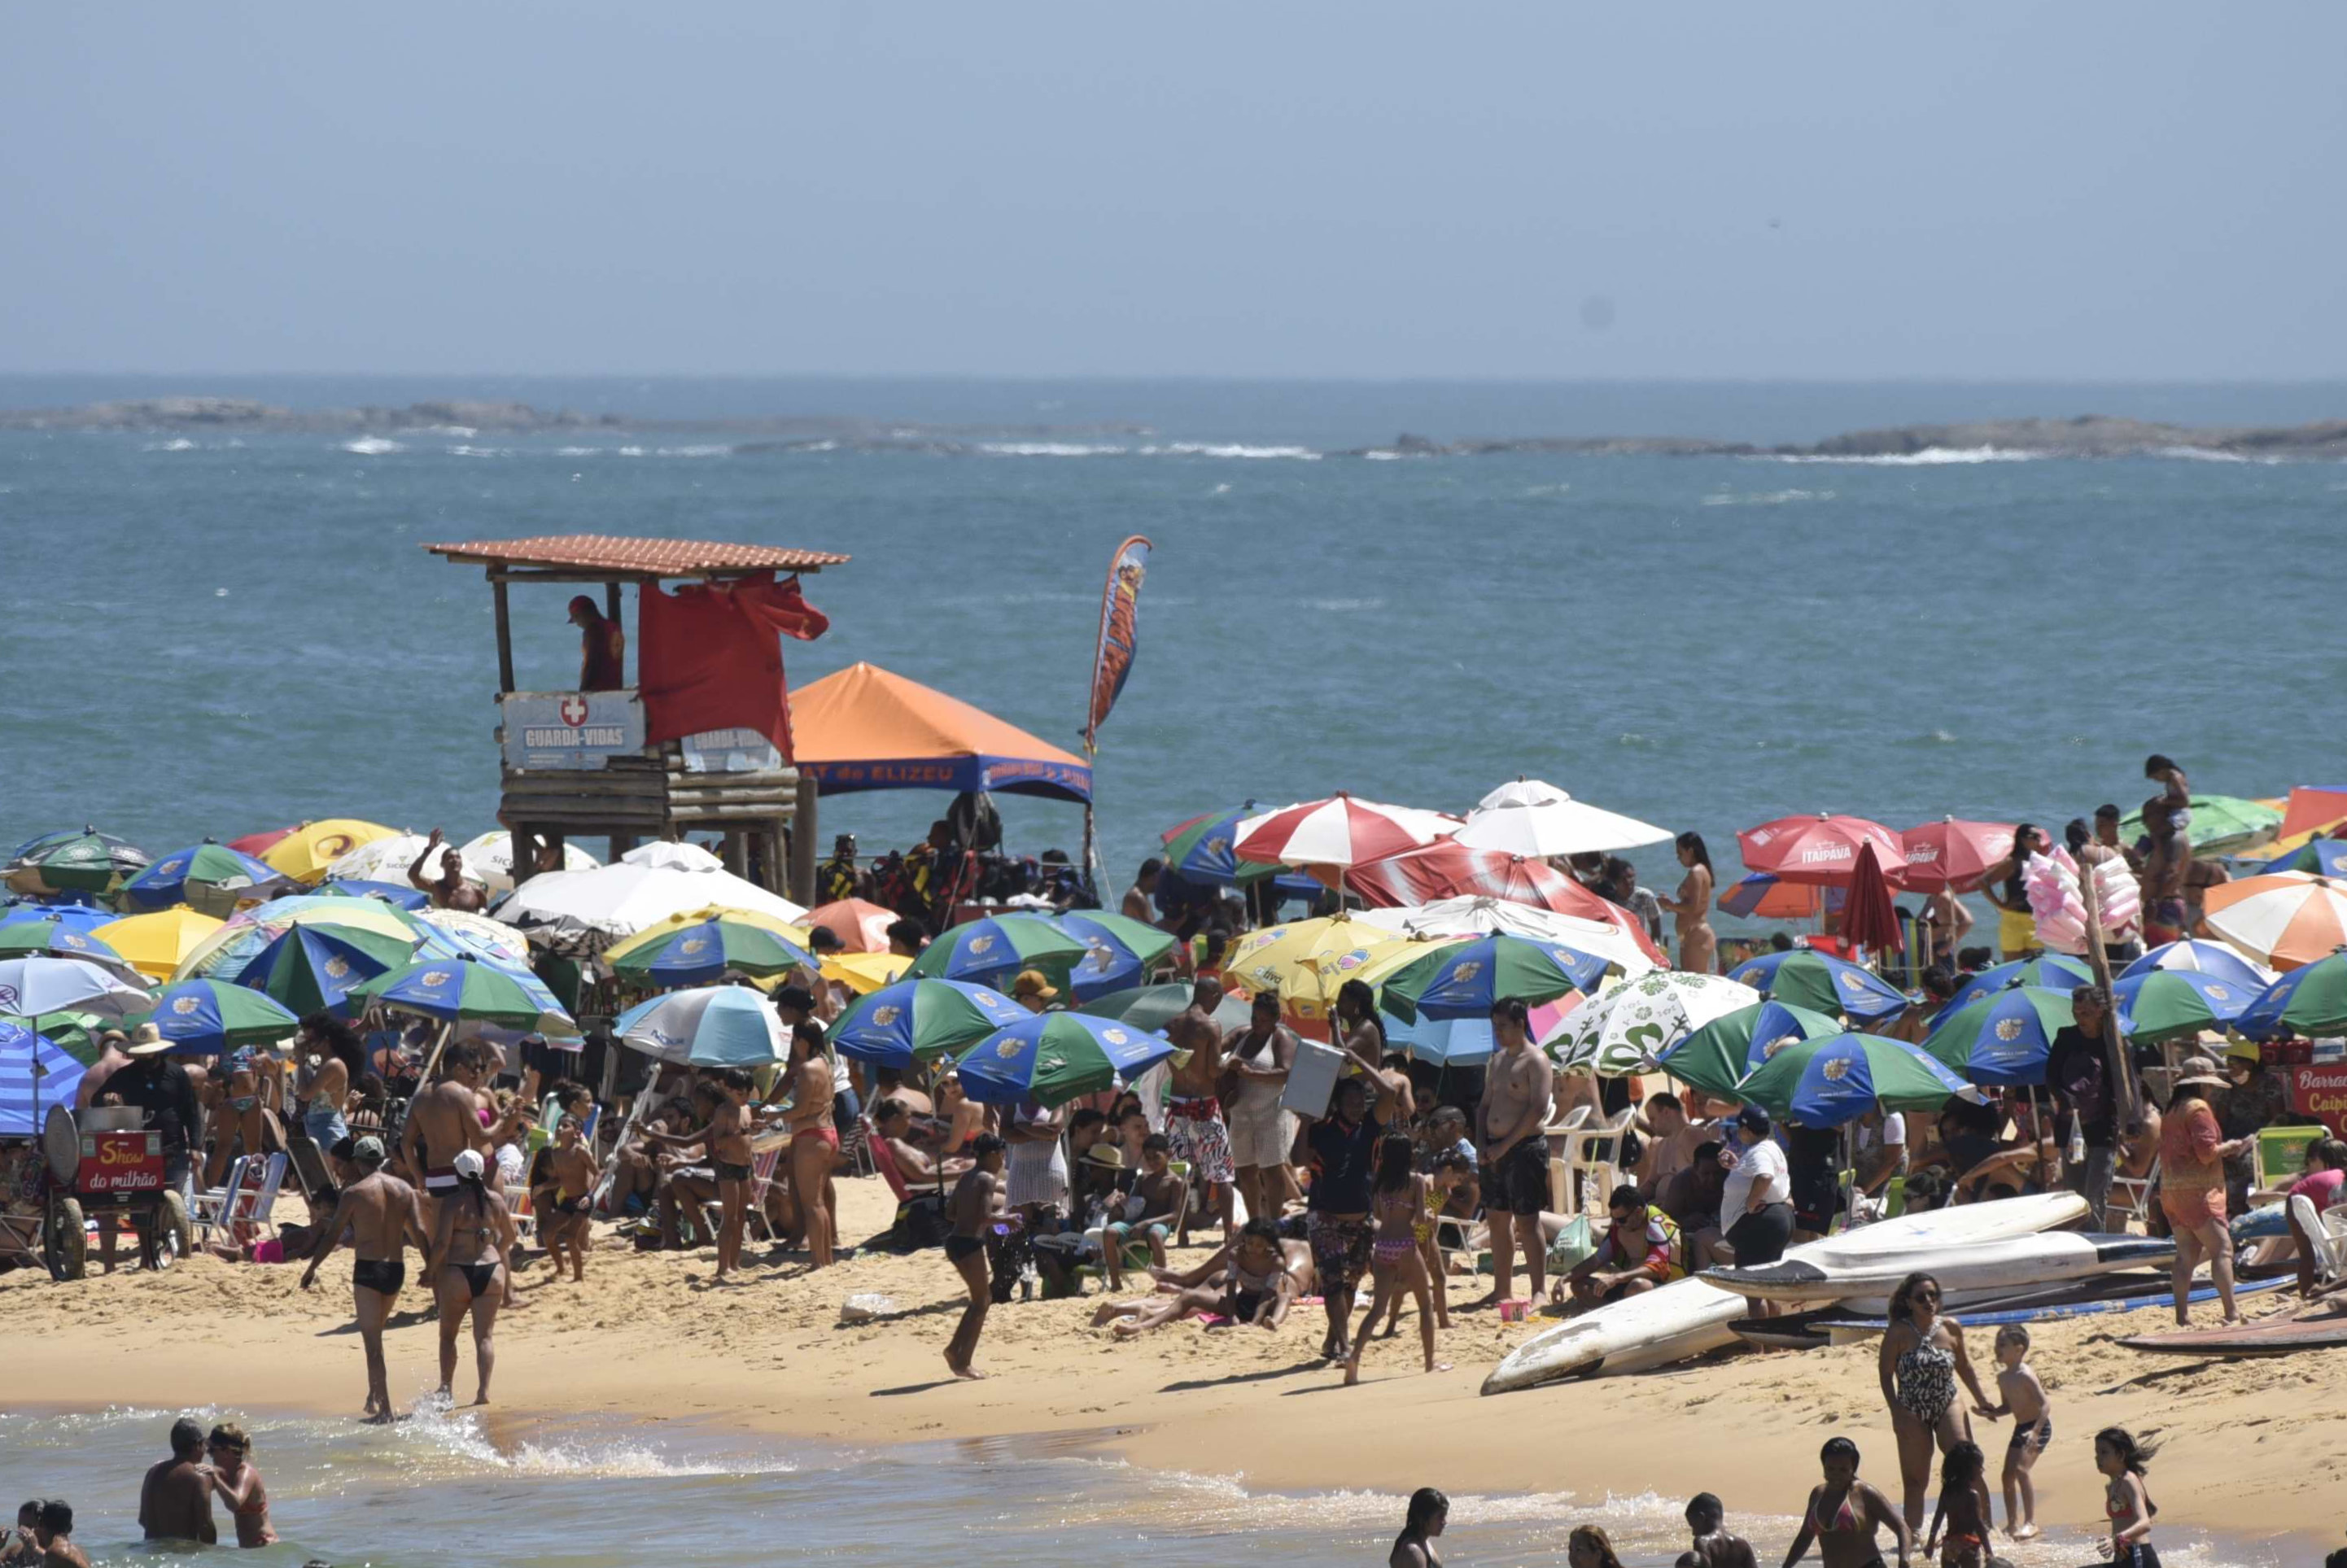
1281, 1040, 1346, 1120
2258, 1125, 2322, 1187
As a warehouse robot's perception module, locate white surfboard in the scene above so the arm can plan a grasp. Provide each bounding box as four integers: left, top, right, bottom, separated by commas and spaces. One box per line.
1702, 1231, 2173, 1304
1480, 1191, 2088, 1394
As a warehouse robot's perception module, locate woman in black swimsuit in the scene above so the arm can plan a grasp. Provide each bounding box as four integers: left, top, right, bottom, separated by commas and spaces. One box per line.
431, 1147, 519, 1406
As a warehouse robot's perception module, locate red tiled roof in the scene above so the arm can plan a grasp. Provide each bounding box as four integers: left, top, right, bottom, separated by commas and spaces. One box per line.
425, 534, 850, 575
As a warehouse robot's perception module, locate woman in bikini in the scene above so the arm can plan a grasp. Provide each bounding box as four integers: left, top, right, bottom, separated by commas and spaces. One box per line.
1345, 1133, 1449, 1385
1105, 1217, 1296, 1337
1921, 1440, 1991, 1568
643, 1069, 758, 1282
1781, 1436, 1914, 1568
1657, 832, 1718, 974
430, 1147, 519, 1406
1877, 1273, 1993, 1531
782, 1022, 838, 1269
1390, 1487, 1447, 1568
203, 1422, 274, 1548
2096, 1426, 2160, 1568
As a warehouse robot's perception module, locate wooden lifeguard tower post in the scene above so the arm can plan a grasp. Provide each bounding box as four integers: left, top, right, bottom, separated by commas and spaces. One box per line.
423, 534, 848, 902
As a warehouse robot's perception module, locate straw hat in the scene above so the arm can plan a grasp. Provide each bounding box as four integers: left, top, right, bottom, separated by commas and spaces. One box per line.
1081, 1142, 1126, 1171
125, 1023, 173, 1057
1011, 969, 1060, 1002
2173, 1055, 2229, 1089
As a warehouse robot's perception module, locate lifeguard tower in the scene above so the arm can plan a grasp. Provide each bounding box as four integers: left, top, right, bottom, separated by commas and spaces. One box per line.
424, 534, 847, 900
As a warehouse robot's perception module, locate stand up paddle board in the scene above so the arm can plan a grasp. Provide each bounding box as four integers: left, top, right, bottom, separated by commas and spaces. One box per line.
1702, 1232, 2173, 1305
2119, 1298, 2347, 1356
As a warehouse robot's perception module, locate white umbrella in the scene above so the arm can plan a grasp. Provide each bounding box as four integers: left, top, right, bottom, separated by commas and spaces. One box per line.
1353, 896, 1662, 979
414, 907, 535, 966
1546, 971, 1759, 1077
619, 841, 725, 873
492, 863, 808, 955
0, 956, 155, 1022
457, 832, 601, 897
325, 834, 487, 889
1456, 779, 1672, 858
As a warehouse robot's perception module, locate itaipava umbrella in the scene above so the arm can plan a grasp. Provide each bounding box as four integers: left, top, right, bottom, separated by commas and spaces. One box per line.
132, 978, 300, 1054
4, 828, 150, 896
801, 898, 900, 954
258, 819, 400, 884
1737, 815, 1907, 887
1546, 971, 1759, 1077
1734, 1030, 1976, 1126
2235, 951, 2347, 1041
909, 915, 1088, 988
1053, 911, 1178, 1000
1922, 984, 2076, 1086
1724, 948, 1908, 1023
611, 917, 817, 989
2110, 967, 2256, 1043
1344, 841, 1624, 923
2119, 794, 2280, 858
954, 1011, 1177, 1108
233, 924, 412, 1015
830, 977, 1029, 1068
612, 985, 787, 1066
2121, 939, 2274, 992
1898, 819, 2020, 893
1938, 954, 2094, 1023
352, 954, 574, 1033
1352, 895, 1664, 976
1453, 779, 1670, 858
1232, 794, 1458, 871
0, 956, 153, 1022
120, 842, 293, 915
2201, 874, 2347, 970
1379, 933, 1608, 1022
1655, 999, 1843, 1100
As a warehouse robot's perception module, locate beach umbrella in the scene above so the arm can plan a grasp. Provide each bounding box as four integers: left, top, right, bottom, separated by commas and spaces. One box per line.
1547, 971, 1760, 1077
1231, 794, 1459, 871
908, 914, 1088, 988
1218, 914, 1419, 1020
0, 917, 142, 981
4, 829, 149, 897
1344, 840, 1624, 923
1737, 815, 1907, 887
1383, 993, 1584, 1068
1921, 984, 2076, 1086
1161, 804, 1319, 892
1938, 954, 2095, 1022
610, 917, 817, 989
315, 879, 431, 911
1453, 779, 1671, 858
0, 956, 152, 1022
129, 978, 301, 1054
1352, 895, 1665, 976
326, 833, 487, 889
2279, 787, 2347, 844
171, 896, 421, 981
1724, 948, 1908, 1023
2110, 967, 2256, 1043
2235, 952, 2347, 1042
2118, 795, 2281, 858
1841, 842, 1905, 956
612, 985, 787, 1067
1716, 873, 1833, 921
1656, 999, 1844, 1100
258, 819, 400, 884
816, 951, 913, 996
603, 902, 809, 970
2201, 874, 2347, 971
413, 908, 535, 967
2256, 839, 2347, 879
233, 924, 412, 1015
492, 863, 808, 954
1053, 911, 1179, 1000
1897, 819, 2021, 893
92, 907, 230, 983
954, 1011, 1177, 1107
118, 842, 292, 916
1077, 982, 1254, 1036
1380, 933, 1610, 1022
352, 954, 575, 1033
0, 1020, 87, 1138
618, 840, 726, 871
456, 830, 601, 896
801, 898, 901, 954
0, 903, 113, 937
226, 825, 298, 857
1734, 1030, 1976, 1126
2122, 939, 2275, 993
829, 977, 1029, 1068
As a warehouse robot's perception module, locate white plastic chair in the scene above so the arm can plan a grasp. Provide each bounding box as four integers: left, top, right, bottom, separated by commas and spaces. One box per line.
2109, 1156, 2161, 1233
191, 1154, 285, 1247
1541, 1105, 1593, 1214
188, 1155, 248, 1243
2289, 1193, 2347, 1283
1562, 1107, 1637, 1216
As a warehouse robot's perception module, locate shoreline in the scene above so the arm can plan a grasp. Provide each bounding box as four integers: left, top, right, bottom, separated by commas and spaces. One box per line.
7, 1182, 2344, 1557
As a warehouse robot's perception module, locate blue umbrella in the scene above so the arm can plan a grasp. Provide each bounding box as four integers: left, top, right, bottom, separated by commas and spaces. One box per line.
1921, 985, 2076, 1086
2256, 839, 2347, 878
233, 924, 406, 1015
955, 1011, 1177, 1107
354, 953, 573, 1033
612, 985, 786, 1066
134, 977, 301, 1054
0, 915, 137, 977
2112, 967, 2256, 1042
1382, 933, 1609, 1021
829, 977, 1029, 1068
317, 880, 433, 911
1051, 911, 1179, 1001
0, 1020, 86, 1137
118, 842, 291, 912
1936, 954, 2096, 1025
1734, 1029, 1977, 1128
1380, 1010, 1494, 1065
1161, 804, 1325, 895
1724, 948, 1909, 1023
2122, 940, 2274, 994
907, 915, 1087, 987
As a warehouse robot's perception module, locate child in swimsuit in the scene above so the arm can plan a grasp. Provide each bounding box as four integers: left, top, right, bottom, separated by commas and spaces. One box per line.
1344, 1133, 1450, 1387
1983, 1324, 2050, 1540
2096, 1427, 2159, 1568
1922, 1440, 1991, 1568
203, 1422, 275, 1548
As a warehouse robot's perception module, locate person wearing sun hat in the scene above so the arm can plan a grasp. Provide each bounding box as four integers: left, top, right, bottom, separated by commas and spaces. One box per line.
1010, 969, 1060, 1011
107, 1024, 202, 1194
2160, 1053, 2250, 1326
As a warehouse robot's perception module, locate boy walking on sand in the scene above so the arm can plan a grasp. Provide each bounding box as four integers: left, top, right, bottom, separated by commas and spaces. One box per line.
944, 1134, 1007, 1380
1982, 1324, 2051, 1540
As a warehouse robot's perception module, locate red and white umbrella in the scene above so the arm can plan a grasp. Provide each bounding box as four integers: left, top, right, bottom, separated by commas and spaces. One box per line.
1344, 840, 1617, 920
2201, 873, 2347, 971
1898, 818, 2020, 893
1231, 794, 1458, 871
1739, 814, 1908, 887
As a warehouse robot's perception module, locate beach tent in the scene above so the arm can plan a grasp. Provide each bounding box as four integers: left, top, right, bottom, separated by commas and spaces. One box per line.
789, 662, 1091, 803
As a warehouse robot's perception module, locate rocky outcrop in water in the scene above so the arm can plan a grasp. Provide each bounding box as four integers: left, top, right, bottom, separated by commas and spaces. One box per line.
1360, 415, 2347, 461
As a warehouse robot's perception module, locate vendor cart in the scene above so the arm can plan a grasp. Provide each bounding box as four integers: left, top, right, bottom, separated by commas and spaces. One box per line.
36, 1103, 189, 1278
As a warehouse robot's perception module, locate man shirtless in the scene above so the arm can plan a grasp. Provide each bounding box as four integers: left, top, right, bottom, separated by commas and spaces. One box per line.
1122, 858, 1161, 924
301, 1136, 429, 1420
1162, 977, 1237, 1245
138, 1418, 216, 1545
402, 1039, 494, 1198
2139, 799, 2191, 946
1477, 997, 1554, 1307
73, 1029, 136, 1110
32, 1502, 86, 1568
407, 828, 487, 913
943, 1133, 1007, 1379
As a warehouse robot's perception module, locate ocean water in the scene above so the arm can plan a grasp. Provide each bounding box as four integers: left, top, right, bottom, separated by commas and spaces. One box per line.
0, 1404, 2296, 1568
2, 375, 2345, 922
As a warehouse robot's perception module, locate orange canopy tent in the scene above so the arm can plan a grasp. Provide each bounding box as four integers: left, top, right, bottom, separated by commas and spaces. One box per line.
789, 662, 1092, 804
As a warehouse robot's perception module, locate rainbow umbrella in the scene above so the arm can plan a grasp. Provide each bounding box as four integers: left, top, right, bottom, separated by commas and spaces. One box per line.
2236, 952, 2347, 1041
234, 924, 413, 1015
830, 977, 1029, 1068
1724, 948, 1908, 1023
909, 914, 1086, 988
610, 917, 816, 989
1657, 999, 1844, 1100
1922, 984, 2076, 1086
129, 978, 300, 1054
1162, 804, 1318, 892
1052, 911, 1178, 1000
954, 1011, 1176, 1108
1735, 1030, 1975, 1126
119, 842, 291, 915
2111, 967, 2255, 1043
1380, 933, 1608, 1022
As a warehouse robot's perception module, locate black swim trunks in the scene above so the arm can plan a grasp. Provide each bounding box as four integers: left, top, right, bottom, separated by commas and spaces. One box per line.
352, 1257, 405, 1297
944, 1234, 986, 1264
712, 1160, 753, 1184
2005, 1414, 2052, 1454
1486, 1138, 1549, 1215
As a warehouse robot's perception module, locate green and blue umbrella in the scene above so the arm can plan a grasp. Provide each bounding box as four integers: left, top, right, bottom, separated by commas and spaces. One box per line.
130, 978, 300, 1054
1054, 911, 1178, 1000
3, 828, 150, 896
909, 915, 1088, 987
233, 923, 412, 1016
1936, 954, 2094, 1024
1734, 1030, 1975, 1127
1922, 984, 2077, 1086
317, 879, 431, 911
119, 842, 291, 913
1076, 982, 1252, 1036
1161, 806, 1321, 893
612, 985, 786, 1066
352, 954, 574, 1033
0, 916, 138, 979
1, 1020, 86, 1137
831, 977, 1029, 1068
610, 917, 816, 989
2236, 951, 2347, 1041
2257, 839, 2347, 879
1724, 949, 1908, 1023
2120, 794, 2281, 858
2122, 940, 2273, 994
1656, 999, 1844, 1100
2111, 967, 2255, 1042
955, 1011, 1177, 1107
1380, 933, 1607, 1022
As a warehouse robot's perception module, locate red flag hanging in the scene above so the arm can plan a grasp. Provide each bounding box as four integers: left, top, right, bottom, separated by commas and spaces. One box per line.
1082, 535, 1152, 755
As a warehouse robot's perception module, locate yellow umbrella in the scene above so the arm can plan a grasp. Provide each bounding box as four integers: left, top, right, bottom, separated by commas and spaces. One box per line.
1218, 914, 1418, 1029
171, 898, 422, 982
787, 950, 913, 997
601, 903, 813, 969
260, 819, 400, 884
92, 906, 227, 982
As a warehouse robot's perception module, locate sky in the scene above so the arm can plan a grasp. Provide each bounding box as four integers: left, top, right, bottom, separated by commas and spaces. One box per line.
4, 4, 2345, 380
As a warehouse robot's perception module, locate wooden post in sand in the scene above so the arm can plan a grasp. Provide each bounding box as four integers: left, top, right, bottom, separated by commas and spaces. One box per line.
2075, 845, 2144, 1133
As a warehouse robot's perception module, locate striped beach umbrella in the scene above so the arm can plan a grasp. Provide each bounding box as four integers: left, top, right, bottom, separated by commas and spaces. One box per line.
131, 978, 300, 1054
0, 1020, 86, 1137
909, 915, 1087, 988
612, 985, 786, 1067
830, 977, 1029, 1068
1922, 984, 2075, 1086
2235, 952, 2347, 1042
2122, 939, 2275, 992
2111, 967, 2256, 1043
1724, 948, 1909, 1023
1232, 794, 1459, 871
0, 956, 152, 1022
1344, 840, 1621, 921
234, 924, 413, 1015
2201, 874, 2347, 971
954, 1011, 1176, 1108
1734, 1030, 1976, 1125
609, 917, 815, 989
1380, 933, 1608, 1023
119, 842, 291, 915
352, 954, 574, 1033
1053, 911, 1178, 1001
1657, 999, 1844, 1100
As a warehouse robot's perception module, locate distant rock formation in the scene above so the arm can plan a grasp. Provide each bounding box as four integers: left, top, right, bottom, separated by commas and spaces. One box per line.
0, 396, 622, 432
1362, 415, 2347, 461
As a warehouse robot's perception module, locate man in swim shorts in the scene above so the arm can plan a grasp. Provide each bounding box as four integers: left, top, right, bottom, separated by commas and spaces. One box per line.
302, 1136, 429, 1421
1163, 977, 1236, 1245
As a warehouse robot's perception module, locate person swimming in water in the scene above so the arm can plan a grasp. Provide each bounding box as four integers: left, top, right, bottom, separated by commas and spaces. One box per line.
203, 1424, 274, 1548
1921, 1440, 1990, 1568
1781, 1436, 1912, 1568
1390, 1487, 1447, 1568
